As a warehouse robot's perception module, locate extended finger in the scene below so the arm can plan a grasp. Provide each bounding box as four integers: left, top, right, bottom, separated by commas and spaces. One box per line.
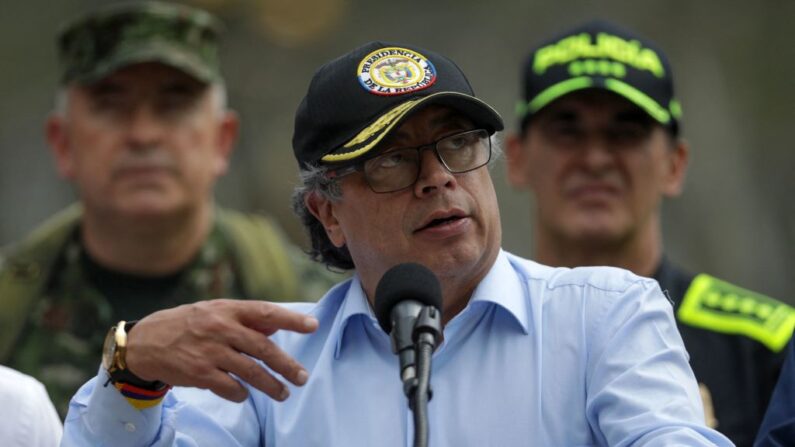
216, 347, 292, 401
236, 301, 318, 335
226, 326, 309, 387
199, 369, 250, 403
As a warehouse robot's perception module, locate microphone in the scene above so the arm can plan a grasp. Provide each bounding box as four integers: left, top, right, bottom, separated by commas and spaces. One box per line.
374, 263, 443, 447
374, 263, 443, 390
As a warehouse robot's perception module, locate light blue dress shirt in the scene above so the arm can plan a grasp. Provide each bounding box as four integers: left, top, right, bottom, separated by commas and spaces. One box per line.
62, 250, 733, 446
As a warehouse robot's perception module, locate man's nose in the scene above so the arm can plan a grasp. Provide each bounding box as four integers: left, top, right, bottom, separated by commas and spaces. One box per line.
413, 148, 456, 197
127, 105, 164, 148
580, 134, 616, 171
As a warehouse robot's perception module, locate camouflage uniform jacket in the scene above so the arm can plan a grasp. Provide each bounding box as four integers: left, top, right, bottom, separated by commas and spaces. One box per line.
0, 204, 341, 416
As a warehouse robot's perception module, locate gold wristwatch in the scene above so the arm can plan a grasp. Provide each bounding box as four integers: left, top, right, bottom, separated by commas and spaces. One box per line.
102, 320, 133, 374
101, 320, 166, 389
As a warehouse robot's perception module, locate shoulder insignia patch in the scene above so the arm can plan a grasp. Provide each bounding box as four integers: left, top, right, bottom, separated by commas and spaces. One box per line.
677, 274, 795, 352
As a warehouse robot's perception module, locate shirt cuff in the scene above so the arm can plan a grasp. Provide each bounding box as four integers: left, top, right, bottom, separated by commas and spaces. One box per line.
75, 365, 165, 447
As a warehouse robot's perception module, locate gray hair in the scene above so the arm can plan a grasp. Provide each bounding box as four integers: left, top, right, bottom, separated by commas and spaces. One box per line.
291, 163, 354, 270
291, 133, 502, 270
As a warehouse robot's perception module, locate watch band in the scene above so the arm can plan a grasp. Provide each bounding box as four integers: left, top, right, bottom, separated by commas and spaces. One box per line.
107, 320, 165, 388
112, 379, 171, 410
104, 319, 171, 409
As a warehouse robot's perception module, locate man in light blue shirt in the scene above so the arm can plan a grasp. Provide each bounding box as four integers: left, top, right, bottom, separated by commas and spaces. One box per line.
62, 41, 732, 446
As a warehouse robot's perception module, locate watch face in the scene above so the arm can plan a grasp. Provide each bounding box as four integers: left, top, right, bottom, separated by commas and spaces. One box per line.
102, 326, 117, 370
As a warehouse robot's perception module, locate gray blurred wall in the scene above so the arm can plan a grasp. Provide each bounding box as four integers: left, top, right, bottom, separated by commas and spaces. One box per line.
1, 0, 792, 303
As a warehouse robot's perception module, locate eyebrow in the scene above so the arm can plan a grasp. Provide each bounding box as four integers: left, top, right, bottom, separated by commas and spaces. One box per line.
613, 109, 654, 125
428, 110, 468, 128
544, 110, 577, 123
86, 80, 126, 97
159, 83, 206, 100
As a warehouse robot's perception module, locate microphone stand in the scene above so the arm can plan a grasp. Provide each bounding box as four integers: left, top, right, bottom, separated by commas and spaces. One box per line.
406, 306, 442, 447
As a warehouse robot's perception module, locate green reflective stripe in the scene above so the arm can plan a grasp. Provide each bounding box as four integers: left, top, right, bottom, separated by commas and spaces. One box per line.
604, 78, 670, 124
522, 77, 594, 117
677, 274, 795, 352
515, 100, 530, 119
669, 98, 683, 120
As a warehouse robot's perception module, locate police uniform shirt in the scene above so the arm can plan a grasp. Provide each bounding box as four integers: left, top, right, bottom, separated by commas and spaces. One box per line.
654, 257, 793, 447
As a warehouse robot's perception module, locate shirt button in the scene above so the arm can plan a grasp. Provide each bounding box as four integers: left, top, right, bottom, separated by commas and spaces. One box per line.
124, 422, 136, 432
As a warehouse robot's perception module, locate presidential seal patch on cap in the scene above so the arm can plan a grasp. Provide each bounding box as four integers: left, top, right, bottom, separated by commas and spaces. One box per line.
357, 47, 437, 96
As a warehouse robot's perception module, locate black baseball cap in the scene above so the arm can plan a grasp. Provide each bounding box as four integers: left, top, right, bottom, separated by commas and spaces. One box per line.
517, 20, 682, 134
293, 41, 504, 169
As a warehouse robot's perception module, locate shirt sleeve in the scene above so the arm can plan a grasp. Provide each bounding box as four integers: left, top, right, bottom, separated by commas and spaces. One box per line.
61, 366, 262, 447
0, 366, 63, 447
584, 278, 734, 446
29, 379, 63, 447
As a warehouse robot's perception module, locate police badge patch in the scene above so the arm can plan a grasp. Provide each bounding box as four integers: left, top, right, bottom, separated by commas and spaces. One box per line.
357, 47, 437, 96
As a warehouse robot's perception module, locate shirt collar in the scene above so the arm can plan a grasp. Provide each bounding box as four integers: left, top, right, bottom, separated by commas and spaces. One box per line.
332, 250, 531, 358
333, 275, 381, 359
466, 250, 530, 335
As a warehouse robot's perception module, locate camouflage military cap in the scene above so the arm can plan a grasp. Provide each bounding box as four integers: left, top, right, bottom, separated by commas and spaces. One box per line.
58, 1, 223, 84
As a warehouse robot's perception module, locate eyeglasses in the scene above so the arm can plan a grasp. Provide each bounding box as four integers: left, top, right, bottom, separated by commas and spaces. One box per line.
326, 129, 492, 193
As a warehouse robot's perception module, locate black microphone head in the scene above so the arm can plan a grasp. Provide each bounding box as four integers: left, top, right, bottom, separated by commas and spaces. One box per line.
374, 263, 442, 333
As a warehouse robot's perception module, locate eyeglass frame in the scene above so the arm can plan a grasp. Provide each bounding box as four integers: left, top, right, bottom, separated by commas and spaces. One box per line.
323, 128, 493, 193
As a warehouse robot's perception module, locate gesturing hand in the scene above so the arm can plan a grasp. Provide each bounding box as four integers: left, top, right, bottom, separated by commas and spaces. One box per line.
123, 299, 318, 403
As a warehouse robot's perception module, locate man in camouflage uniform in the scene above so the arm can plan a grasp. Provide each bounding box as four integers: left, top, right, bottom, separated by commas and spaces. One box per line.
505, 20, 794, 446
0, 1, 339, 417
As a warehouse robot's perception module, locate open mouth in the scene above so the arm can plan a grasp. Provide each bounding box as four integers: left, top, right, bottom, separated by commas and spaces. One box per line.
416, 212, 466, 232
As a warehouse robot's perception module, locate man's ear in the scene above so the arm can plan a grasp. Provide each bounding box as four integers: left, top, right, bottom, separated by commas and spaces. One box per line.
504, 132, 532, 189
212, 110, 240, 176
662, 138, 689, 197
305, 191, 346, 248
46, 113, 75, 180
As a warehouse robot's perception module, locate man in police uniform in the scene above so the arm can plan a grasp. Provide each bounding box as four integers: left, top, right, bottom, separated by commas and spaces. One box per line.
0, 1, 338, 416
505, 20, 794, 446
